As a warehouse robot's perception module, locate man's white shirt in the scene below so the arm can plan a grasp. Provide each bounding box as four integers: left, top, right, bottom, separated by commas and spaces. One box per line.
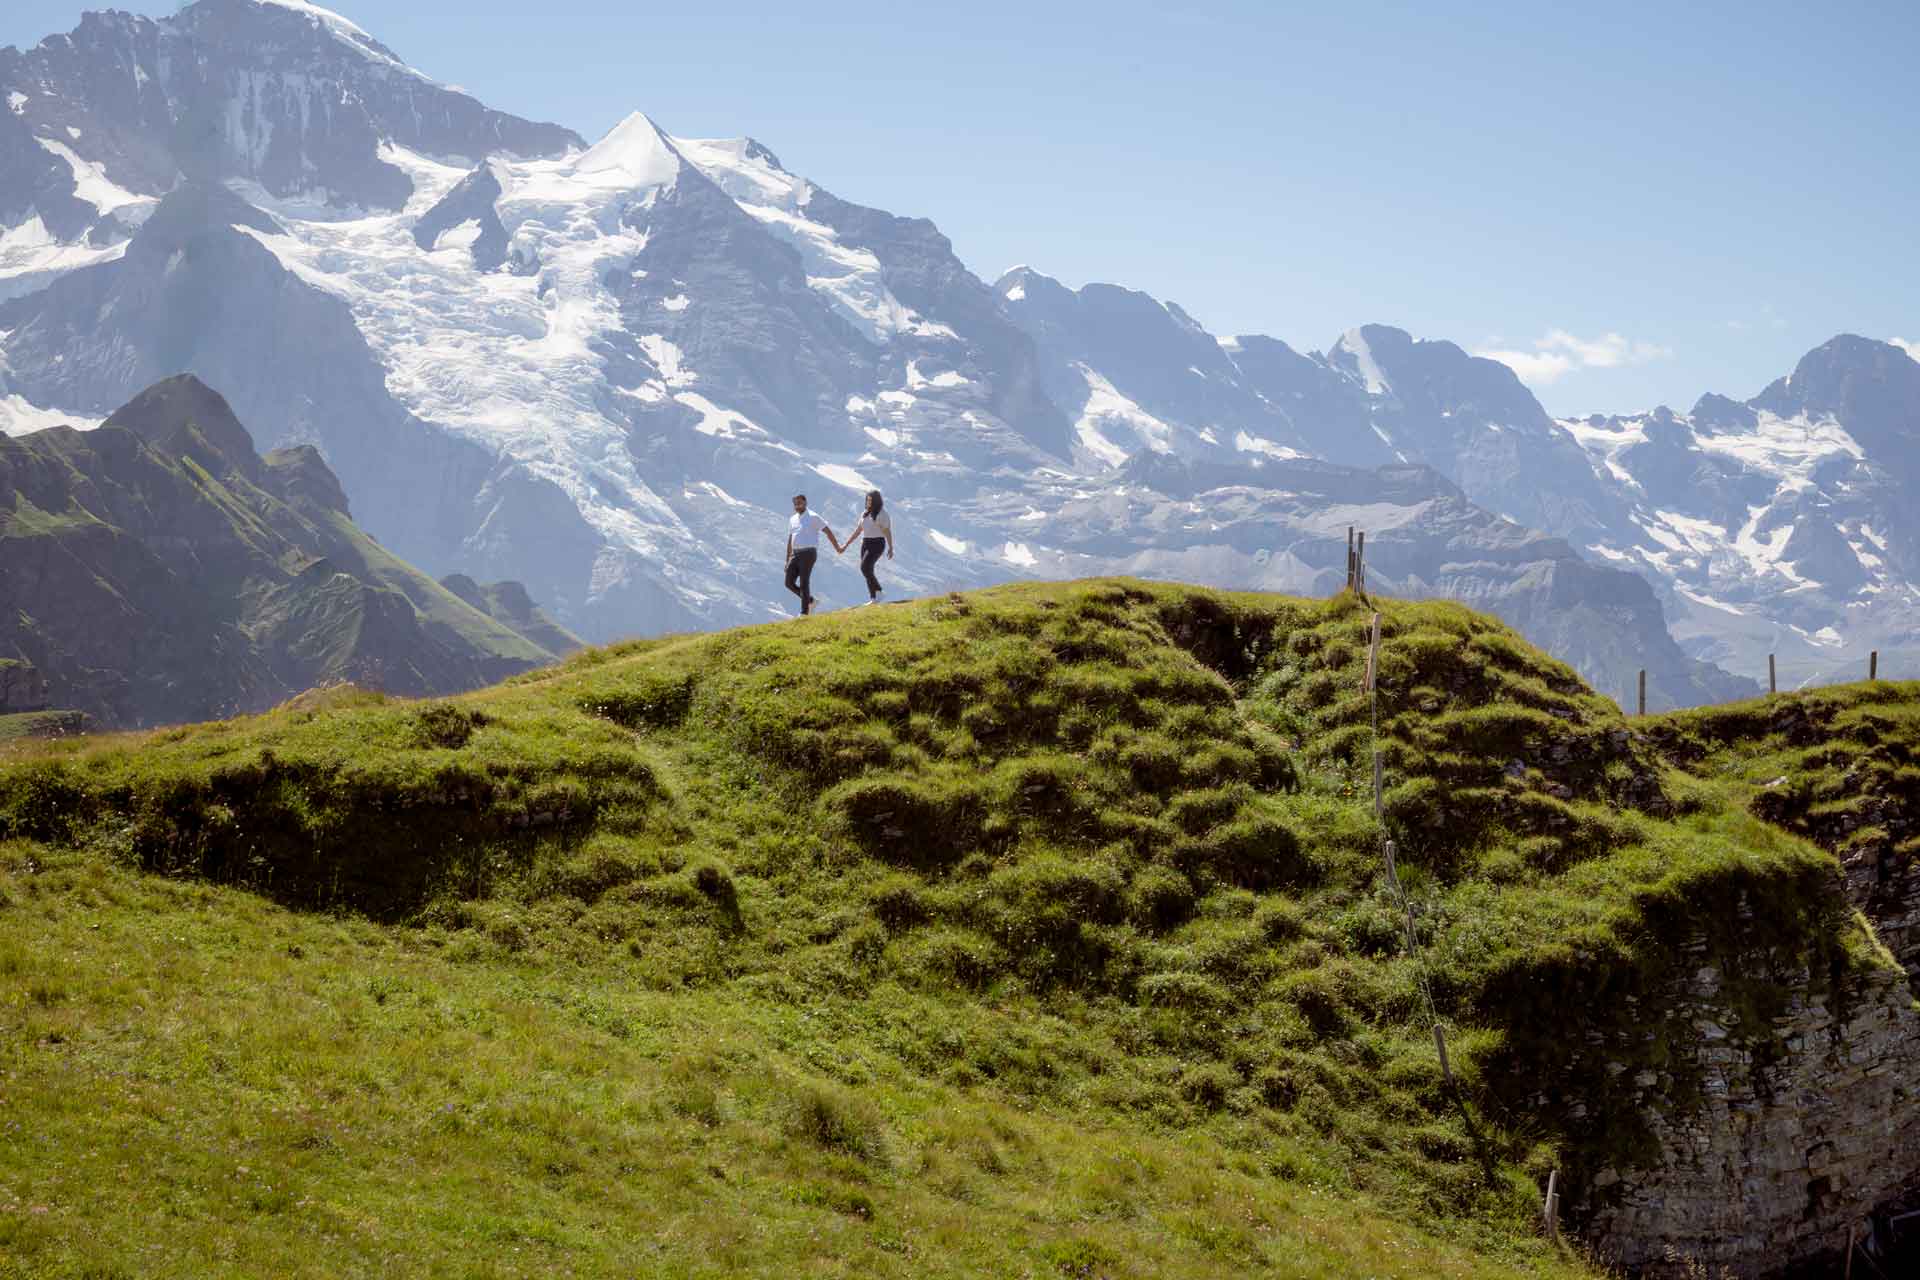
789, 510, 828, 549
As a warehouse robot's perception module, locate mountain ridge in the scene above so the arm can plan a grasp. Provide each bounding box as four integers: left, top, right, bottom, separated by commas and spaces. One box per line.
0, 373, 578, 726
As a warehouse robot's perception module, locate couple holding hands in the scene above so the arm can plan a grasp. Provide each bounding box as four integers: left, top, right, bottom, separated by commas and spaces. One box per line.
785, 490, 894, 615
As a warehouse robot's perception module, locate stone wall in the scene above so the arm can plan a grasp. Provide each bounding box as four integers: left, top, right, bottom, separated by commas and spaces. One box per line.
1575, 946, 1920, 1277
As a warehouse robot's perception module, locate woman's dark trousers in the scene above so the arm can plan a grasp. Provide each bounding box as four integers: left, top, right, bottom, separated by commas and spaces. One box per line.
859, 538, 886, 598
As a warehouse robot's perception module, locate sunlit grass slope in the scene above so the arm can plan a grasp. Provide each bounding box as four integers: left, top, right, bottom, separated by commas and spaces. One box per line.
3, 578, 1905, 1278
1647, 680, 1920, 869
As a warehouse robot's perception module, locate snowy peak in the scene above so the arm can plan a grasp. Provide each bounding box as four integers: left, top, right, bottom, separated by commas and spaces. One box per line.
1328, 324, 1408, 394
1750, 335, 1920, 466
574, 112, 681, 192
0, 0, 582, 224
1328, 324, 1543, 419
994, 266, 1305, 468
672, 131, 999, 351
1550, 332, 1920, 687
195, 0, 437, 85
994, 265, 1071, 306
1686, 392, 1756, 431
994, 278, 1604, 533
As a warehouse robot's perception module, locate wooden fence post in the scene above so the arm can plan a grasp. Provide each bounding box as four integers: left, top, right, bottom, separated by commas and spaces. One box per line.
1637, 669, 1647, 717
1365, 612, 1382, 691
1355, 531, 1367, 594
1368, 612, 1383, 816
1769, 654, 1777, 694
1346, 527, 1356, 591
1870, 651, 1879, 681
1543, 1169, 1560, 1243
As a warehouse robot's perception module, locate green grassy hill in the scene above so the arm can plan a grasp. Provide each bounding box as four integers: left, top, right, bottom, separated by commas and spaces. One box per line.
0, 711, 89, 744
2, 579, 1911, 1278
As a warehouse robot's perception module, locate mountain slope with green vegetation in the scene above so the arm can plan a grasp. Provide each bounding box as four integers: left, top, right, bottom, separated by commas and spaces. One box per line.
2, 579, 1911, 1278
0, 376, 579, 729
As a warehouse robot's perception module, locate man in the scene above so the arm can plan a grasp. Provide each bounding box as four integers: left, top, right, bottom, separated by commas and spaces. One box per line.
784, 493, 838, 616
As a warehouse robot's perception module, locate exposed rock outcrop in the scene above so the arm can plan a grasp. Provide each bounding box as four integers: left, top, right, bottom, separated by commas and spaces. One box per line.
0, 659, 48, 714
1573, 943, 1920, 1277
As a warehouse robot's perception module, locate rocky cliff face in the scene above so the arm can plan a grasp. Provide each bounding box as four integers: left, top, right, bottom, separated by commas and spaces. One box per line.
0, 375, 577, 726
1531, 688, 1920, 1277
1574, 943, 1920, 1277
0, 659, 48, 714
439, 574, 579, 663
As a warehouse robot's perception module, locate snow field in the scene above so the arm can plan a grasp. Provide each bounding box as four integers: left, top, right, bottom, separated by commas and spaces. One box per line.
232, 131, 690, 557
0, 217, 129, 304
672, 133, 957, 344
0, 393, 103, 438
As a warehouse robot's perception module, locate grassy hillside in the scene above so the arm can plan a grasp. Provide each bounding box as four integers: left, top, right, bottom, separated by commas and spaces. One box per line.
0, 711, 89, 744
1646, 681, 1920, 868
2, 579, 1907, 1278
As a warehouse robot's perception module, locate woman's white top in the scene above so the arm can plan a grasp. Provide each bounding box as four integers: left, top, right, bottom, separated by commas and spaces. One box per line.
849, 510, 892, 542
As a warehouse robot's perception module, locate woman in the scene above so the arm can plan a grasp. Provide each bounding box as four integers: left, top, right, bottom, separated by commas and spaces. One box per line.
837, 489, 893, 605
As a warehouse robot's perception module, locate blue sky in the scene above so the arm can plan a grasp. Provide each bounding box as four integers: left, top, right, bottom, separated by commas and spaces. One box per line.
6, 0, 1916, 415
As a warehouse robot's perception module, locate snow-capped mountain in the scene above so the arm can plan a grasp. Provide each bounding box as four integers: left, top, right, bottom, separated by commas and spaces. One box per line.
1, 2, 1079, 636
1560, 337, 1919, 687
991, 269, 1917, 690
992, 276, 1624, 545
4, 0, 1886, 708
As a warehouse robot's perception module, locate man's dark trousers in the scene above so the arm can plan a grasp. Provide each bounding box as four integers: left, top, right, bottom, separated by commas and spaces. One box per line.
785, 547, 818, 613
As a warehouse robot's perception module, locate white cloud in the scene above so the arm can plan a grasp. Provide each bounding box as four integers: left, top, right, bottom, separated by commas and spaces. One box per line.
1476, 346, 1575, 384
1891, 337, 1920, 363
1475, 330, 1673, 386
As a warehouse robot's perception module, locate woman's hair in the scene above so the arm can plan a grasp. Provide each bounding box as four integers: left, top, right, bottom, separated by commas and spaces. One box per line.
864, 490, 884, 517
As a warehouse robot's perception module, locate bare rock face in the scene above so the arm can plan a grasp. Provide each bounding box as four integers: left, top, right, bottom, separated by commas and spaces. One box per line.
0, 659, 48, 714
1574, 950, 1920, 1278
412, 164, 514, 272
1842, 846, 1920, 990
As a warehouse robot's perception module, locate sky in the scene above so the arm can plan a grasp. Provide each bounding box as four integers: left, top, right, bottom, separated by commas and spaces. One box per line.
5, 0, 1917, 416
